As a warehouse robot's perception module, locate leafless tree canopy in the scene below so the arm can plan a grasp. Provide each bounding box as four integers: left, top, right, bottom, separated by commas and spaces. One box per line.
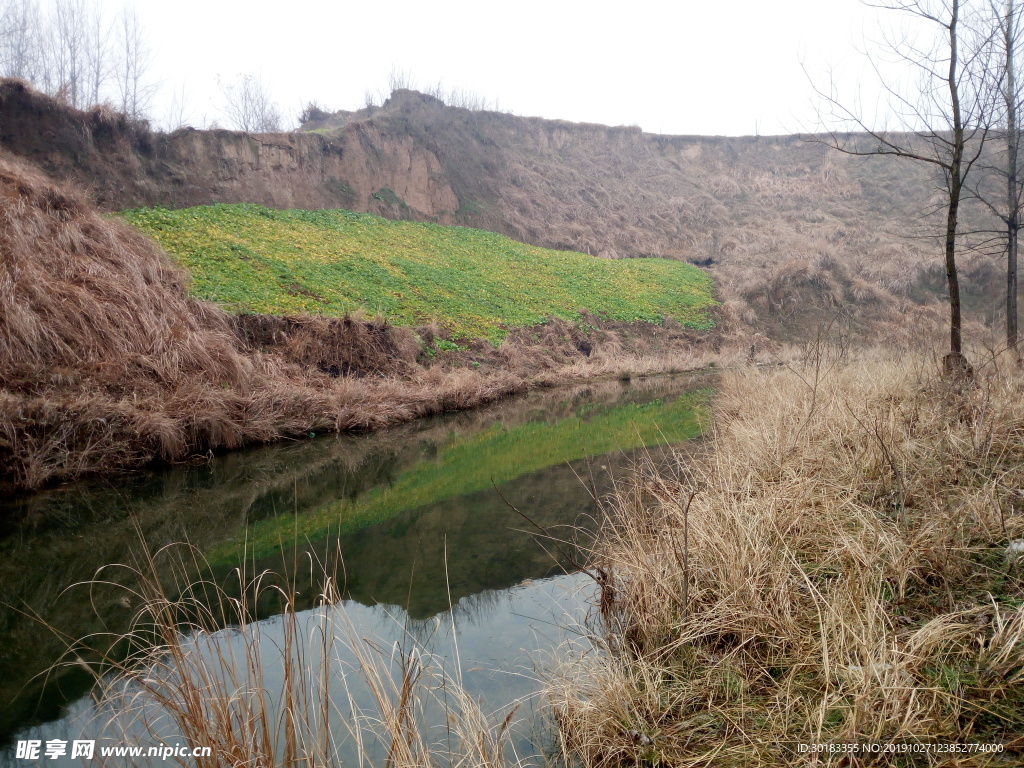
162, 80, 193, 132
114, 5, 156, 120
0, 0, 155, 117
812, 0, 1004, 363
217, 73, 283, 133
0, 0, 43, 83
965, 0, 1024, 351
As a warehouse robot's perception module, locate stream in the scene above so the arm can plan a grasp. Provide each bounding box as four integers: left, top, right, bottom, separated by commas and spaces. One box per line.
0, 374, 711, 765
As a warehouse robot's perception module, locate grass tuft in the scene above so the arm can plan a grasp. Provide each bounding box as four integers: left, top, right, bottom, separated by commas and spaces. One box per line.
549, 348, 1024, 766
62, 543, 530, 767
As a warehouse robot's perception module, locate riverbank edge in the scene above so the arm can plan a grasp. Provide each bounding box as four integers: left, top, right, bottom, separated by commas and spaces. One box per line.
1, 152, 740, 498
3, 320, 762, 500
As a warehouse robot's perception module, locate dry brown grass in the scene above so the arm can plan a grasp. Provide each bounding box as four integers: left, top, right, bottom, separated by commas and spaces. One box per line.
549, 348, 1024, 766
232, 311, 422, 378
64, 543, 527, 767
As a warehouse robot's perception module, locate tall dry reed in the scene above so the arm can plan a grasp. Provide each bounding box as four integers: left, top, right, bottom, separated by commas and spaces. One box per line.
64, 543, 528, 767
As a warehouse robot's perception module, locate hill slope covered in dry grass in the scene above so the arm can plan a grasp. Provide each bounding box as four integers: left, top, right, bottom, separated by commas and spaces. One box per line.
305, 91, 1004, 341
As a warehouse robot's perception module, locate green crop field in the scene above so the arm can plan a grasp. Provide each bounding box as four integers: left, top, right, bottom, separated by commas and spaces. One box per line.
118, 204, 716, 343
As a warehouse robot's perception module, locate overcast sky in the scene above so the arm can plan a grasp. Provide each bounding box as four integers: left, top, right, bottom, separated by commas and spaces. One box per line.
134, 0, 903, 136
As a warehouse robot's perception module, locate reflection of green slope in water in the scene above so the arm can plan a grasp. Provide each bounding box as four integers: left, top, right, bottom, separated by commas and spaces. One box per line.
0, 376, 711, 742
212, 391, 709, 563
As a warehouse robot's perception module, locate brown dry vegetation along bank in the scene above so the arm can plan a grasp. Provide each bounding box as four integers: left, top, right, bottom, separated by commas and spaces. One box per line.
0, 156, 720, 495
549, 351, 1024, 766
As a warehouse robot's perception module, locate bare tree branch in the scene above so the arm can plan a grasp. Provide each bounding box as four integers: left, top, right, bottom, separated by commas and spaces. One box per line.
218, 73, 283, 133
809, 0, 1001, 367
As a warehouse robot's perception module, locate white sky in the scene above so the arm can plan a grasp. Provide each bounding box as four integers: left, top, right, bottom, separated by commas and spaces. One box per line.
135, 0, 902, 136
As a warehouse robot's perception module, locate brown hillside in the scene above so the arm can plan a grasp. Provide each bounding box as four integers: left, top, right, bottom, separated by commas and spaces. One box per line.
327, 92, 1000, 338
0, 80, 1008, 336
0, 80, 459, 215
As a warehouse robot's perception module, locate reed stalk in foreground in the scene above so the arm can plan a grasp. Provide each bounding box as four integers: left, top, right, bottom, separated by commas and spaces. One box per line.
58, 543, 529, 767
550, 348, 1024, 766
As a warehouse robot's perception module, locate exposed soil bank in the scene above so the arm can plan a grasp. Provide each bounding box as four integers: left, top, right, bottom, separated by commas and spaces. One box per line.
0, 154, 727, 495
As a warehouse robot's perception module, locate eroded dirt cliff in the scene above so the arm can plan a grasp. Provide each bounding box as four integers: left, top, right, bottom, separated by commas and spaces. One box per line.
0, 80, 460, 218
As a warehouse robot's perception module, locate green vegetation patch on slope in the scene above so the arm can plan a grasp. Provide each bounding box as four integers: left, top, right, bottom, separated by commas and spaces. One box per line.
117, 204, 716, 343
209, 389, 710, 563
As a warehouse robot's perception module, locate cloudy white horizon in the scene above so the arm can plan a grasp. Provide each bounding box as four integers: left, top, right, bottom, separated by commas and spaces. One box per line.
146, 0, 884, 135
16, 0, 941, 136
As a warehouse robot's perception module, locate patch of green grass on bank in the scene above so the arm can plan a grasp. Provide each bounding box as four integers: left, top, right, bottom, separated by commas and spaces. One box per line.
118, 204, 716, 343
208, 390, 710, 564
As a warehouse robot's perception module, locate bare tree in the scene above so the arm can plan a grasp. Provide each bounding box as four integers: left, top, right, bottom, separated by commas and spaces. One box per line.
217, 73, 282, 132
50, 0, 89, 107
0, 0, 43, 81
996, 0, 1021, 352
0, 0, 148, 114
813, 0, 999, 370
82, 0, 109, 107
993, 0, 1024, 352
970, 1, 1024, 353
161, 80, 193, 131
113, 4, 154, 120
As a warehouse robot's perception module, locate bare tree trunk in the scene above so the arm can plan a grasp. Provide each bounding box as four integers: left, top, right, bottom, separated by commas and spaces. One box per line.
1010, 218, 1019, 350
813, 0, 998, 376
0, 0, 43, 81
1006, 0, 1020, 353
83, 2, 109, 108
218, 73, 282, 132
115, 5, 152, 120
946, 176, 965, 357
52, 0, 87, 108
947, 0, 967, 364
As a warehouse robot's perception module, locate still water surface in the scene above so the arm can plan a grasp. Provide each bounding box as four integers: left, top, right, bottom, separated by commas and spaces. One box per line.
0, 375, 710, 764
